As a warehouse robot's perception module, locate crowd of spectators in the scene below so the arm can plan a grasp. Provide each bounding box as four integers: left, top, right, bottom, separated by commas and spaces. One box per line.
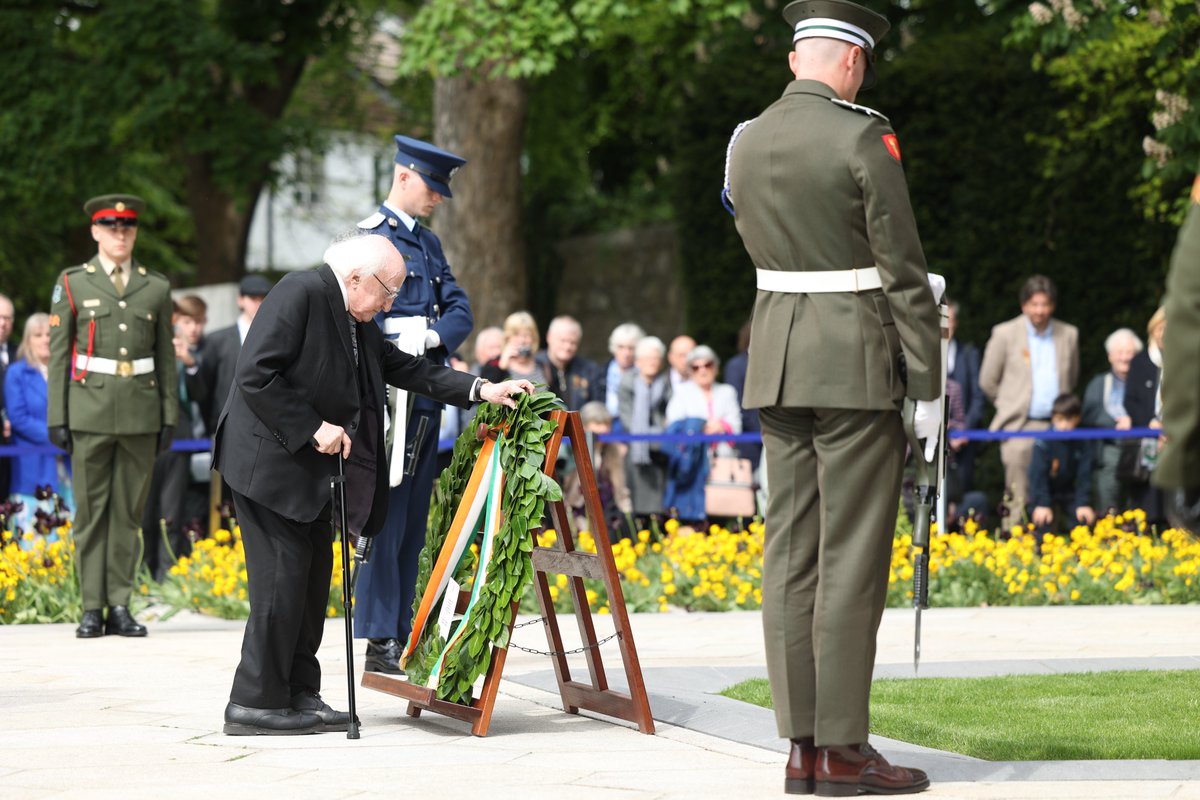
0, 272, 1176, 549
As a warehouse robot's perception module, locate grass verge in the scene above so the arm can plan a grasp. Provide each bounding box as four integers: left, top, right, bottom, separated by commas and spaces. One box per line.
721, 670, 1200, 761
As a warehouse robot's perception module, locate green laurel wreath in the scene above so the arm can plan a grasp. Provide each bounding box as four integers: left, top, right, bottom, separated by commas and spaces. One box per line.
405, 390, 565, 703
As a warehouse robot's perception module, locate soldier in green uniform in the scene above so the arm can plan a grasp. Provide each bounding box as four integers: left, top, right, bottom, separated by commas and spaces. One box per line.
725, 1, 940, 795
1155, 173, 1200, 533
48, 195, 178, 639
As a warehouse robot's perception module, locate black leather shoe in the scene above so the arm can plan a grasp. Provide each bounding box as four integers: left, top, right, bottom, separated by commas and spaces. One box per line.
76, 609, 105, 639
364, 638, 405, 676
223, 702, 322, 736
291, 690, 353, 732
104, 605, 147, 637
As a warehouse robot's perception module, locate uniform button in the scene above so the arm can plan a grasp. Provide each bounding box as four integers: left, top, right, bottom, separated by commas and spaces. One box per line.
119, 323, 128, 331
80, 378, 86, 385
89, 310, 95, 317
149, 379, 156, 387
118, 301, 127, 309
119, 347, 128, 355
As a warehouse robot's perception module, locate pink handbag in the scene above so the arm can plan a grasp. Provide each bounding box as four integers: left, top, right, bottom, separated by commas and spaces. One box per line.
705, 455, 757, 518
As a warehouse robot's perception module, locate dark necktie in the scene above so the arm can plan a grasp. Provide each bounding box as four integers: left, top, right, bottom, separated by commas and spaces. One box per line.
348, 314, 359, 366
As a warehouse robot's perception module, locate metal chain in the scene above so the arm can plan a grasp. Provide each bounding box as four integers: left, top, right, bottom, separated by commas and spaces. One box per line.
507, 616, 623, 657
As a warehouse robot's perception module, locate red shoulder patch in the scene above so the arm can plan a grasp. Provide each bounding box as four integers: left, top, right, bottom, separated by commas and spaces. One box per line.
882, 134, 901, 162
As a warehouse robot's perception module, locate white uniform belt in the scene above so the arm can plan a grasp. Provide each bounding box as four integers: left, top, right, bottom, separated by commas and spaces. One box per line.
75, 355, 155, 377
756, 267, 881, 293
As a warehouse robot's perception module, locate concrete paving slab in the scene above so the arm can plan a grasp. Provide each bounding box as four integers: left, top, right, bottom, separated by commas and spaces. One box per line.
3, 606, 1200, 799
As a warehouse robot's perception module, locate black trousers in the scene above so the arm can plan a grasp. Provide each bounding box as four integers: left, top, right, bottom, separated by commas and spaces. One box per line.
141, 450, 192, 581
230, 491, 332, 708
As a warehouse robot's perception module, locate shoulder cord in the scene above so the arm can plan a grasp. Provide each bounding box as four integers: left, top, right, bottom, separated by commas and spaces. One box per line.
62, 273, 94, 381
720, 119, 755, 217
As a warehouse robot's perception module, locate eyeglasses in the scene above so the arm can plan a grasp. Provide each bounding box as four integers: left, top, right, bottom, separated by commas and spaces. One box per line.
691, 361, 715, 371
372, 273, 400, 301
95, 218, 138, 229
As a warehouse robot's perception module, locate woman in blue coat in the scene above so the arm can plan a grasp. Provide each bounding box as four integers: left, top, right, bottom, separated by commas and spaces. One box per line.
5, 313, 71, 536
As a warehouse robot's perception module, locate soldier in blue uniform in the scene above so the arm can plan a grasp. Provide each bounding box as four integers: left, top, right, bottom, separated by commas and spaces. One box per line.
353, 135, 474, 674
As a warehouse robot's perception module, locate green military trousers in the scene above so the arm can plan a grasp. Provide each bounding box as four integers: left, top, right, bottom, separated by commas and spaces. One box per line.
71, 431, 157, 610
759, 405, 905, 746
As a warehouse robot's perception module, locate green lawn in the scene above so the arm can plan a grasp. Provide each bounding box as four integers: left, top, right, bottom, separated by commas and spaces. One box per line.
721, 671, 1200, 761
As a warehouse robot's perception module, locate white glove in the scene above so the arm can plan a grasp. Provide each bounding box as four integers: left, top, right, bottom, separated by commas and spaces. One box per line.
396, 328, 427, 357
914, 398, 942, 462
927, 273, 946, 304
423, 329, 442, 352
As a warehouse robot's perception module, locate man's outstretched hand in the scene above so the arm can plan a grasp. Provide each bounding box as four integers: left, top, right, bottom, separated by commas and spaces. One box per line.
480, 379, 536, 409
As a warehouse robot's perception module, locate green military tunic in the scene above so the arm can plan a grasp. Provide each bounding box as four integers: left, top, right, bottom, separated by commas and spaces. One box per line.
727, 80, 940, 746
1155, 176, 1200, 491
48, 255, 177, 610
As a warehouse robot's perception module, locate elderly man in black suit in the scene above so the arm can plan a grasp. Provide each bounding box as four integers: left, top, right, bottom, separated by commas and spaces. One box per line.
214, 233, 532, 735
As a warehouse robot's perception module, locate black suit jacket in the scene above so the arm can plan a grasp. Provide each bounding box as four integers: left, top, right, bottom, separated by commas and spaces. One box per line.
949, 339, 983, 429
213, 265, 475, 537
189, 324, 242, 433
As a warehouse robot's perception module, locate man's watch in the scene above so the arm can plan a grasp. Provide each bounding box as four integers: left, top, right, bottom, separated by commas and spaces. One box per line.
472, 377, 491, 402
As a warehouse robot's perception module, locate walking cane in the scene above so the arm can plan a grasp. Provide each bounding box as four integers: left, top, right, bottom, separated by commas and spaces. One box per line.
331, 455, 361, 740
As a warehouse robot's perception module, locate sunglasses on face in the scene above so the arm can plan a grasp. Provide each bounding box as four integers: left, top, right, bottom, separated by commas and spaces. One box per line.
691, 361, 715, 371
96, 218, 138, 229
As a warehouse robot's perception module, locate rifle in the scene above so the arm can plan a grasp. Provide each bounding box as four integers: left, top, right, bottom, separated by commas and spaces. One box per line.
901, 299, 950, 675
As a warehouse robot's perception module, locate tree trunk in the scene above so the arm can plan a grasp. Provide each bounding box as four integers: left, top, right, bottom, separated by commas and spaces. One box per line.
432, 74, 528, 340
186, 155, 260, 285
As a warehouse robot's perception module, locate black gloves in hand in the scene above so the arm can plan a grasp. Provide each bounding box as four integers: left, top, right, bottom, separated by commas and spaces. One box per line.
49, 426, 72, 455
158, 425, 174, 454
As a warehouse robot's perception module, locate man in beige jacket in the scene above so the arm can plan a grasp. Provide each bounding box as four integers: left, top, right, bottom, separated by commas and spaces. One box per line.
979, 275, 1079, 529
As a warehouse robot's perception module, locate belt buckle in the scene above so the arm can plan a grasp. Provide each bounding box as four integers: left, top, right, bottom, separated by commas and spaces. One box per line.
116, 360, 134, 377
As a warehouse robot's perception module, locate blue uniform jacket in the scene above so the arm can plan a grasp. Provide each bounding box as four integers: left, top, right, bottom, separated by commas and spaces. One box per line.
360, 205, 474, 413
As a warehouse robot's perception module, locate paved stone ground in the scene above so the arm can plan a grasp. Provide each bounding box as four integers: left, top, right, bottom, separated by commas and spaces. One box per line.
3, 605, 1200, 799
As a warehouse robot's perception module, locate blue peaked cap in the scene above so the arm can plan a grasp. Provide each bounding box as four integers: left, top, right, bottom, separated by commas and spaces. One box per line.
394, 135, 467, 198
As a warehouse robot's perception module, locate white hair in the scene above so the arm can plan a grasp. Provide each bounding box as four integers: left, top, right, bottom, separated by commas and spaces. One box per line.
608, 322, 646, 354
1104, 327, 1143, 355
323, 232, 392, 279
687, 344, 720, 372
547, 315, 582, 339
635, 335, 666, 360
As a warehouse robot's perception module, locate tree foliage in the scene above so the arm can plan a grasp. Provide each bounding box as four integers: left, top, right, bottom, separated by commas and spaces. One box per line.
0, 0, 370, 315
1008, 0, 1200, 222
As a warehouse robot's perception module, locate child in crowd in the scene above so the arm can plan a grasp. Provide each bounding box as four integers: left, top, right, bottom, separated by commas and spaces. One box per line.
1028, 393, 1096, 534
561, 402, 632, 542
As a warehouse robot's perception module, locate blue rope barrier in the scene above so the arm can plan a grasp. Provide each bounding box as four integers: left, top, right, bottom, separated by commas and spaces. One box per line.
0, 427, 1161, 459
0, 438, 213, 457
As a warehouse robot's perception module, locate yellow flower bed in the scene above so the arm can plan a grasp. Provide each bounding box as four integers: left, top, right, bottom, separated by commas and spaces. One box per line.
5, 511, 1200, 624
0, 528, 79, 623
887, 511, 1200, 607
527, 519, 765, 614
159, 526, 347, 620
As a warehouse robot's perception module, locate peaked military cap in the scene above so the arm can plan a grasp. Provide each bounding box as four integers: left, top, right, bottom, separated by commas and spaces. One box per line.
394, 135, 467, 198
84, 194, 146, 226
783, 0, 890, 90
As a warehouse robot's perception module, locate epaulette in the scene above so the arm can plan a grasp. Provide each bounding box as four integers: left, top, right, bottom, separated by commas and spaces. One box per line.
830, 97, 889, 122
357, 211, 385, 229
